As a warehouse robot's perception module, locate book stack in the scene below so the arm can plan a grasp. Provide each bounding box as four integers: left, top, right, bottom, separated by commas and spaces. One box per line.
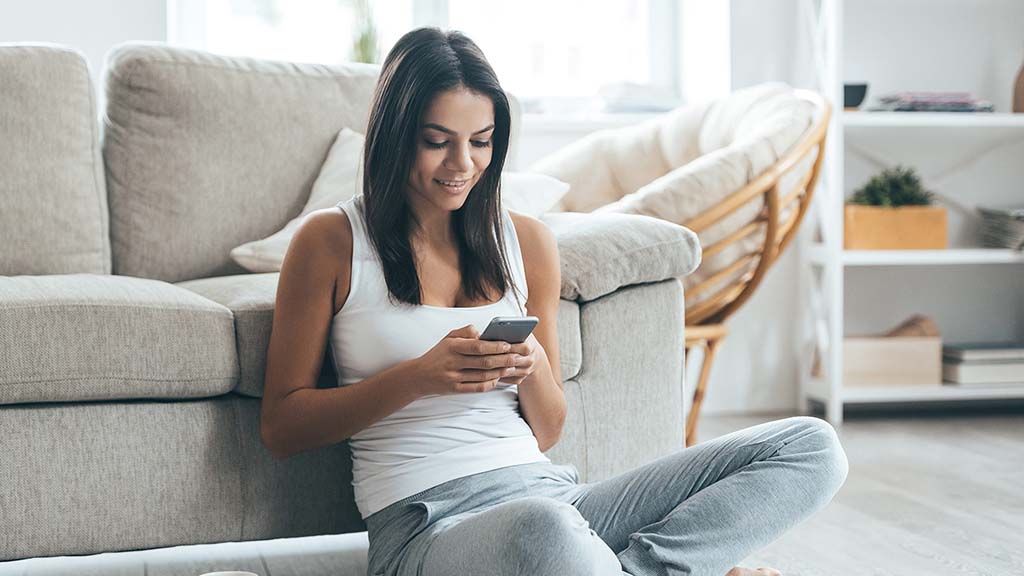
942, 342, 1024, 386
867, 91, 995, 113
977, 205, 1024, 250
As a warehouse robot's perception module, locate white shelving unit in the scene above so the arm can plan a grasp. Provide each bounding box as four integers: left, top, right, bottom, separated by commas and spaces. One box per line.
798, 0, 1024, 425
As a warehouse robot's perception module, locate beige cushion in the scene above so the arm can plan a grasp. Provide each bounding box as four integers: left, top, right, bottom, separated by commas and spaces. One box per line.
541, 212, 701, 302
102, 43, 381, 282
176, 273, 287, 398
0, 44, 110, 275
0, 275, 238, 405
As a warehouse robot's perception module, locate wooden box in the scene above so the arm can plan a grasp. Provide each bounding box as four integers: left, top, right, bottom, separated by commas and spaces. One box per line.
843, 336, 942, 387
843, 205, 948, 250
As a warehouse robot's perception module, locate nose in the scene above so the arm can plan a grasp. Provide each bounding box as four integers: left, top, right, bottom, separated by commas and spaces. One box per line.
444, 141, 473, 173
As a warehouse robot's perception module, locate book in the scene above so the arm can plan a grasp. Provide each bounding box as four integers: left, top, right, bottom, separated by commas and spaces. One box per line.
942, 342, 1024, 362
942, 361, 1024, 385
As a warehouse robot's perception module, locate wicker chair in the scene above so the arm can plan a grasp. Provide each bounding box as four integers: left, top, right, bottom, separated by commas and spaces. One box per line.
529, 84, 831, 446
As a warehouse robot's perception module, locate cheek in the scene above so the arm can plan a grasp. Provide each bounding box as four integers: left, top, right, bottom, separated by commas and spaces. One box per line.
413, 149, 443, 177
474, 149, 493, 171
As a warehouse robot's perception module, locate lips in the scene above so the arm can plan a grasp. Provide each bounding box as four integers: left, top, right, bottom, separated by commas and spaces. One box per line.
434, 177, 471, 192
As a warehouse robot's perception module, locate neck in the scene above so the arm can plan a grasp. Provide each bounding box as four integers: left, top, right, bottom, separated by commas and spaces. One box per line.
408, 195, 456, 248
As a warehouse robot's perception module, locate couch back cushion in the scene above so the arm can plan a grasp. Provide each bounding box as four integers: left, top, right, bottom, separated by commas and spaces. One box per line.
103, 44, 381, 282
0, 44, 110, 275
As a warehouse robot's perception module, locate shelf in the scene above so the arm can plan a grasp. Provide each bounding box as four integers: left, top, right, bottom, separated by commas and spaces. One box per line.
843, 112, 1024, 129
809, 383, 1024, 403
807, 246, 1024, 266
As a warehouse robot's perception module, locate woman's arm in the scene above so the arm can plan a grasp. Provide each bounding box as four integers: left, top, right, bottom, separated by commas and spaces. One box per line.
259, 210, 422, 459
509, 212, 567, 453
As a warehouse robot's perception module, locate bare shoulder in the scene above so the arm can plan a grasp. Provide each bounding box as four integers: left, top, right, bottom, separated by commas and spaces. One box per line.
289, 207, 351, 266
283, 206, 353, 315
508, 210, 557, 259
508, 210, 559, 294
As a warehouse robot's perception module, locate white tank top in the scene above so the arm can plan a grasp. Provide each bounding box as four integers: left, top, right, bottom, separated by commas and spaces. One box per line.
330, 195, 550, 520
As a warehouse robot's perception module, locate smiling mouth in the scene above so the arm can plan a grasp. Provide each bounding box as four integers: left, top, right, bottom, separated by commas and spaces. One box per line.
434, 178, 471, 190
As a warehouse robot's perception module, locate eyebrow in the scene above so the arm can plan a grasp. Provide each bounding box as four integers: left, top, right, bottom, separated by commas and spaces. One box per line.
423, 123, 495, 136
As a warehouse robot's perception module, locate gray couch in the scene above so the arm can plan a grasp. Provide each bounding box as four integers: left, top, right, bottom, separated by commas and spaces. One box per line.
0, 44, 701, 576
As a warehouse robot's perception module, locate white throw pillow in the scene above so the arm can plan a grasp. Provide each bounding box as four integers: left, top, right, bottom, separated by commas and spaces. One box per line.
230, 127, 364, 273
230, 127, 570, 273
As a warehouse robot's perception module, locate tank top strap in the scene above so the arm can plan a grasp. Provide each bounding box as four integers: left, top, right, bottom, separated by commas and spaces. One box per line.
499, 207, 529, 315
337, 195, 372, 263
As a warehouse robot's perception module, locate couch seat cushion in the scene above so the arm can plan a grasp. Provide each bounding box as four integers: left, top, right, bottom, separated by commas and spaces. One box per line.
176, 273, 286, 398
0, 274, 237, 405
175, 273, 585, 397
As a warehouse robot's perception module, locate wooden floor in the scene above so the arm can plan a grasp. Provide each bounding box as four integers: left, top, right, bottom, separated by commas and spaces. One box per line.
698, 409, 1024, 576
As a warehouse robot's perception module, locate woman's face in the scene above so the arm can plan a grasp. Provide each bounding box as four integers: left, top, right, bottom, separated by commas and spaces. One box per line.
408, 86, 495, 213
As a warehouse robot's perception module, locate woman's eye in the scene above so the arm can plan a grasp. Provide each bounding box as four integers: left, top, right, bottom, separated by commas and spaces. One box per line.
422, 140, 492, 149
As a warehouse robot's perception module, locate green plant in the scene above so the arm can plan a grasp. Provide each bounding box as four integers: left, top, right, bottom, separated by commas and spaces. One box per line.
848, 165, 934, 207
349, 0, 379, 64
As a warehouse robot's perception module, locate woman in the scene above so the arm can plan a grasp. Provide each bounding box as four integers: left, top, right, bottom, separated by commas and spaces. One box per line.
260, 27, 849, 576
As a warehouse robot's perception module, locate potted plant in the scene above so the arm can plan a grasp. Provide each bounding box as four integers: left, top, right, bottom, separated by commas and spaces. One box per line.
844, 165, 948, 250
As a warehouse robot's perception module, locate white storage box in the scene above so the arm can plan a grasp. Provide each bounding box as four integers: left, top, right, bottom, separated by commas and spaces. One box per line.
843, 336, 942, 387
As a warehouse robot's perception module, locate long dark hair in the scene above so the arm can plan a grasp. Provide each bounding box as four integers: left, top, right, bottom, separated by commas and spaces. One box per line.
361, 27, 521, 310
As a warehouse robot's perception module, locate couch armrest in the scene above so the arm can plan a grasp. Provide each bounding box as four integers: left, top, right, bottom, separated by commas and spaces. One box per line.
543, 212, 702, 303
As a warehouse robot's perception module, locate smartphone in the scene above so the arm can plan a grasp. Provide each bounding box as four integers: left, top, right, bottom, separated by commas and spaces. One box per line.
479, 316, 539, 344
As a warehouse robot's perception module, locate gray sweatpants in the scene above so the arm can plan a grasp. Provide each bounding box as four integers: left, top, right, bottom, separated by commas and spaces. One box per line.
364, 416, 849, 576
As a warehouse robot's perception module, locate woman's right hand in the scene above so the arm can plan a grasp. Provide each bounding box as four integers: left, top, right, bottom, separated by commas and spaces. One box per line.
413, 324, 521, 396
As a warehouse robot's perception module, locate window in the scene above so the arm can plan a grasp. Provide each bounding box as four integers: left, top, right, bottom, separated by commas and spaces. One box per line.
167, 0, 726, 113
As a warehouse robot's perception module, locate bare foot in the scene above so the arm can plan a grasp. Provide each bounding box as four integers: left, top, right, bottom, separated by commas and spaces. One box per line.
726, 567, 782, 576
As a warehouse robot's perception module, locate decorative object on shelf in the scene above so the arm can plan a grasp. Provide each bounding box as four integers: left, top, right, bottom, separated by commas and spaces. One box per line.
844, 166, 947, 249
977, 204, 1024, 251
843, 83, 868, 109
884, 313, 941, 338
842, 314, 942, 388
942, 341, 1024, 386
865, 91, 994, 113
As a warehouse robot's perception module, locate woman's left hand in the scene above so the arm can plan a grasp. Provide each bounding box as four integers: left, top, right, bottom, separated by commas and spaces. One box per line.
497, 333, 544, 385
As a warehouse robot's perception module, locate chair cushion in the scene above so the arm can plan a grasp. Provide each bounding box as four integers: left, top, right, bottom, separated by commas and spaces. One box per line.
175, 273, 585, 397
541, 212, 701, 302
595, 83, 815, 307
528, 100, 710, 213
0, 44, 110, 275
0, 275, 237, 405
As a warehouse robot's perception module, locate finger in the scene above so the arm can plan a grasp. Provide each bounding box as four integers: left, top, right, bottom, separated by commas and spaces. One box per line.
460, 367, 515, 383
507, 343, 531, 356
454, 338, 511, 356
447, 324, 479, 339
455, 377, 501, 394
463, 353, 518, 370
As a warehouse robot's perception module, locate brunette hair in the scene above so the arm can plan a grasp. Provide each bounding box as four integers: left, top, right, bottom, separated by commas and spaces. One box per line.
361, 27, 520, 310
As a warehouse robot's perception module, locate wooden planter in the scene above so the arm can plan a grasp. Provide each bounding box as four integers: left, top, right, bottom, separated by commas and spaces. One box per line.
843, 205, 948, 250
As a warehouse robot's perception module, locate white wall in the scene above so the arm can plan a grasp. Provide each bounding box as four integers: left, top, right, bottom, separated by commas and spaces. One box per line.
0, 0, 167, 112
